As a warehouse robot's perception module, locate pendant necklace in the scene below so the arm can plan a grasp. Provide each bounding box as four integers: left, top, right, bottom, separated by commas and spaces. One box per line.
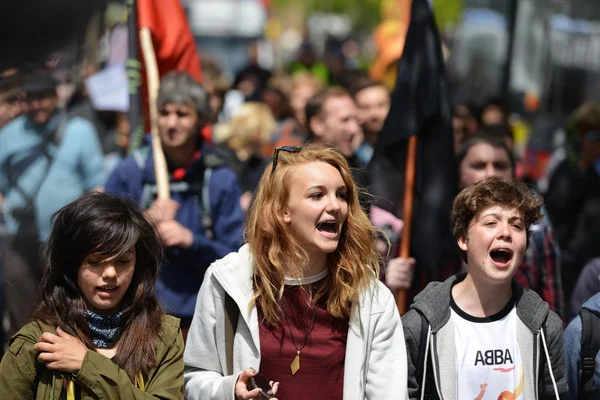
281, 302, 319, 376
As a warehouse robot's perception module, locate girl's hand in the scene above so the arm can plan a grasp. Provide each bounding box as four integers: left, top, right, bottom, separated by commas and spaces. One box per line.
33, 327, 88, 374
235, 368, 279, 400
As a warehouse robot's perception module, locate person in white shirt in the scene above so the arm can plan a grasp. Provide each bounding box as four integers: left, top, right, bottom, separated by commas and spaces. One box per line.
403, 177, 567, 400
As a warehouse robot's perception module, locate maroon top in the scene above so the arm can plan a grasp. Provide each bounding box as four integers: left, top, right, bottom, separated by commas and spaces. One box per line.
258, 283, 349, 400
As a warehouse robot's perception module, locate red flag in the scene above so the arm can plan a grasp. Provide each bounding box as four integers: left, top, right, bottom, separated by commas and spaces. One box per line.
136, 0, 203, 132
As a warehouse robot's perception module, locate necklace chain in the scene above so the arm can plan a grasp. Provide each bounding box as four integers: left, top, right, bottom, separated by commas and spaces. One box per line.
281, 301, 319, 353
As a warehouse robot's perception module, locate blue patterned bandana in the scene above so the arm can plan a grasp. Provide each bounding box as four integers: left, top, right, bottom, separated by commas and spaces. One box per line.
84, 309, 124, 348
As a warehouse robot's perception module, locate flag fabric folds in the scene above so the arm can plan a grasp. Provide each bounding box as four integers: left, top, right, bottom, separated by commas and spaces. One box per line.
134, 0, 203, 134
137, 0, 202, 83
367, 0, 459, 292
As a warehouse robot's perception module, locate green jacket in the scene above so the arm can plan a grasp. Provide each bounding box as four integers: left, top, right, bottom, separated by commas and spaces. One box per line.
0, 315, 184, 399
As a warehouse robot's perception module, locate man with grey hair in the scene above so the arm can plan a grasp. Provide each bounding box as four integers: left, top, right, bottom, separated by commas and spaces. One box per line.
105, 72, 244, 336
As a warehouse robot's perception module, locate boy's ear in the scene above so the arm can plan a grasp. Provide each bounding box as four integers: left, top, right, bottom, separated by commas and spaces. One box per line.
457, 235, 468, 252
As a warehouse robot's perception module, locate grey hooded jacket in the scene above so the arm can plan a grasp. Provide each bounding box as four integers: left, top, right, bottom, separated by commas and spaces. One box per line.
402, 273, 568, 400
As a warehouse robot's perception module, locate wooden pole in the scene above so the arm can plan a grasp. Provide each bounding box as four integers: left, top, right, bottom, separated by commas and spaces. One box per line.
139, 27, 170, 199
395, 134, 418, 314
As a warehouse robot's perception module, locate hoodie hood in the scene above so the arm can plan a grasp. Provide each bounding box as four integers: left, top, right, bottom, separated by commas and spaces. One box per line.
411, 272, 550, 334
409, 275, 456, 333
582, 291, 600, 312
210, 244, 253, 296
209, 244, 255, 321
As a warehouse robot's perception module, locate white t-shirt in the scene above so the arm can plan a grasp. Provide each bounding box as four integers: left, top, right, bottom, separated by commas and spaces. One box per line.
451, 295, 525, 399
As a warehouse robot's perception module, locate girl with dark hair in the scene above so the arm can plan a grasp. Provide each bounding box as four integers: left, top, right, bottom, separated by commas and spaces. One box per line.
0, 192, 184, 399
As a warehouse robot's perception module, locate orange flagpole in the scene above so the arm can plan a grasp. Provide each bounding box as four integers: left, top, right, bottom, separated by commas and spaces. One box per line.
395, 135, 417, 314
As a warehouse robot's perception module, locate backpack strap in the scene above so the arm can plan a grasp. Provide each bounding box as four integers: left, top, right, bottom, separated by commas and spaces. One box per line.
133, 146, 150, 170
200, 167, 214, 239
224, 293, 239, 376
579, 308, 600, 400
194, 147, 227, 240
134, 146, 220, 239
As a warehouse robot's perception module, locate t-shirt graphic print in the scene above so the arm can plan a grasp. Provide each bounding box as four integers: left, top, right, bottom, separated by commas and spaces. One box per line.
451, 297, 524, 400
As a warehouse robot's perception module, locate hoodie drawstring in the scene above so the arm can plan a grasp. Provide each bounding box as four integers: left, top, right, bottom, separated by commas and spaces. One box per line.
539, 327, 560, 399
420, 325, 432, 400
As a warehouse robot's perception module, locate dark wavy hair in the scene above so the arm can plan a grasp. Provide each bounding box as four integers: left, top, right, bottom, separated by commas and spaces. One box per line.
32, 192, 164, 381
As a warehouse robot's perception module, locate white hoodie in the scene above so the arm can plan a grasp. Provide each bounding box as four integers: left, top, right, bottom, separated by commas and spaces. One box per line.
184, 244, 408, 399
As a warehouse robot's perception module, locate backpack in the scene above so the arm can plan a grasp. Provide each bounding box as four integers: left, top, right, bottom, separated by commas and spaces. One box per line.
133, 146, 226, 240
579, 307, 600, 400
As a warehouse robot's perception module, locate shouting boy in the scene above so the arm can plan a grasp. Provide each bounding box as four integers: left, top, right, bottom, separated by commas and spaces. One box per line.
403, 178, 567, 399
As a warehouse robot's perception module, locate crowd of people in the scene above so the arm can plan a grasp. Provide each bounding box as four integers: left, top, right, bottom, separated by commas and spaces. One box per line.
0, 38, 599, 398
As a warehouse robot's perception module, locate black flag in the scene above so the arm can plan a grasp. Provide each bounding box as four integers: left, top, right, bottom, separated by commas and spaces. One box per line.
367, 0, 459, 291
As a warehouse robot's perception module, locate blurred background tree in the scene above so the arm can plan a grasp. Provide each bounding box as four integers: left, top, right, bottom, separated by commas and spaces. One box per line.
271, 0, 464, 32
271, 0, 384, 32
432, 0, 464, 31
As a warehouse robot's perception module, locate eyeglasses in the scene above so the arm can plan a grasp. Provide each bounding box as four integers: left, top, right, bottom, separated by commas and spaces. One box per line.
272, 145, 303, 173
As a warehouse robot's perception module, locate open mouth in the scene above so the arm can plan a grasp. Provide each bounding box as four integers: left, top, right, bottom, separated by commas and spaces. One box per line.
317, 220, 338, 235
97, 286, 118, 293
490, 248, 513, 266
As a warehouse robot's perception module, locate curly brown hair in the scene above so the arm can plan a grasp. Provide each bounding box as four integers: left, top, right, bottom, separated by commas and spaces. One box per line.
451, 177, 543, 262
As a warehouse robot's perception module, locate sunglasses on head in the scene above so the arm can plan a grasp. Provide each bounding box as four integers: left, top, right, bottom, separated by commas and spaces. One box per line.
271, 145, 303, 173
